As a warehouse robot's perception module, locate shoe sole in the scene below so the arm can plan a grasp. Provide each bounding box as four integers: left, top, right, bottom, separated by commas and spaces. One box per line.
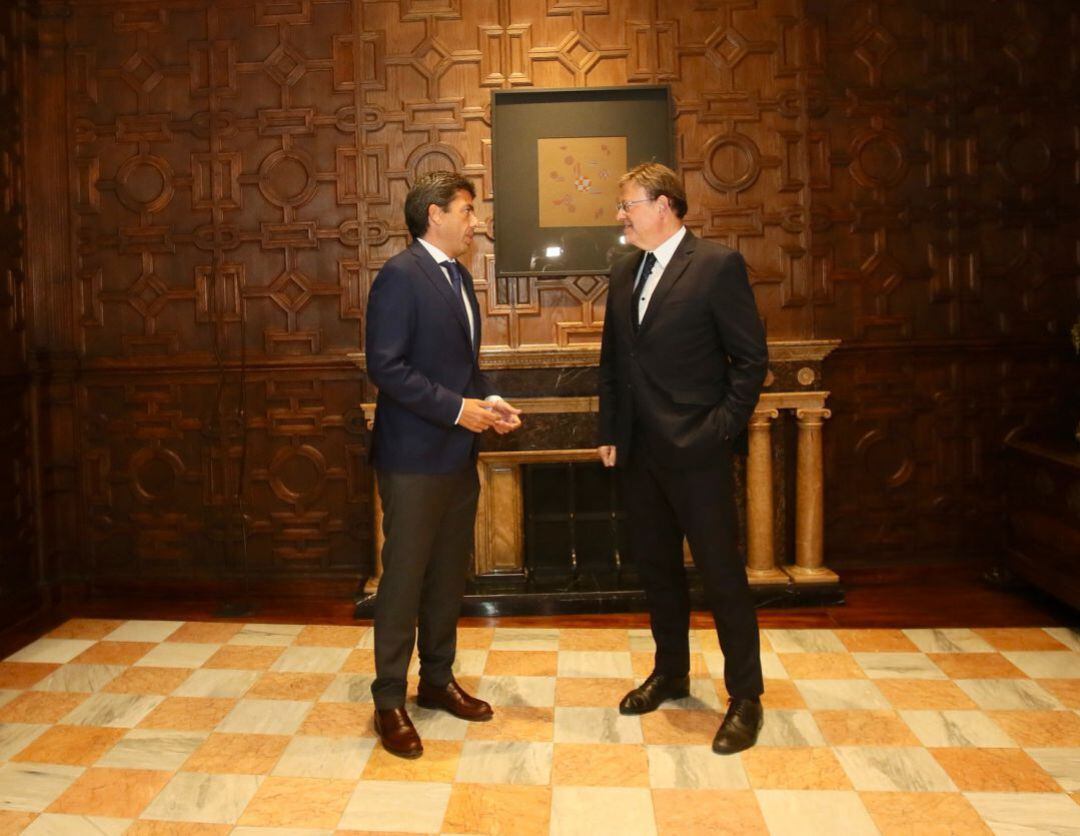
617, 687, 691, 715
416, 696, 493, 721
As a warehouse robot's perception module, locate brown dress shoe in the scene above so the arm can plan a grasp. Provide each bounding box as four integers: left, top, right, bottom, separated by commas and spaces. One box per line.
619, 673, 691, 715
417, 677, 493, 721
374, 707, 423, 758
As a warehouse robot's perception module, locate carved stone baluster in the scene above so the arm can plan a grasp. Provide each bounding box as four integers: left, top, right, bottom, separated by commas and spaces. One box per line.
746, 408, 786, 584
789, 406, 837, 583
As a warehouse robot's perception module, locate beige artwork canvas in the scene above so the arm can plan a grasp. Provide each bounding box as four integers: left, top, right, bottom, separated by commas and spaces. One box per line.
537, 136, 627, 228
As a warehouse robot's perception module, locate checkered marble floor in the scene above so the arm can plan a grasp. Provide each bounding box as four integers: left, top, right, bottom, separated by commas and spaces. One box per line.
0, 621, 1079, 834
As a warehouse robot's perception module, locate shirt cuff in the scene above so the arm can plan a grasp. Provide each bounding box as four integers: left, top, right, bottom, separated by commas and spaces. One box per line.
454, 398, 465, 425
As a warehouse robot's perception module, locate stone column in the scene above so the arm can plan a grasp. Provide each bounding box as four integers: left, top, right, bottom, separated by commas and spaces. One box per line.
789, 407, 837, 583
745, 408, 787, 584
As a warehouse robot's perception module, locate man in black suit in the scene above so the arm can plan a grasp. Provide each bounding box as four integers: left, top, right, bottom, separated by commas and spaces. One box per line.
365, 171, 522, 758
598, 163, 769, 754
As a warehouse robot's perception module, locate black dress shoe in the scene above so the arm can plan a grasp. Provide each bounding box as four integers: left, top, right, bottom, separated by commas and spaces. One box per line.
618, 672, 691, 715
712, 698, 763, 755
374, 707, 423, 759
417, 677, 493, 721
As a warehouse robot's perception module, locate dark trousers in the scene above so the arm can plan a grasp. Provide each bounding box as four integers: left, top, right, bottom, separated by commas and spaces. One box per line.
370, 466, 480, 710
622, 439, 763, 700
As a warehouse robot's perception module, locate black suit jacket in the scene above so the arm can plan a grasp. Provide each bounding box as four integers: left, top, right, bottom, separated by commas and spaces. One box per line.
365, 241, 494, 474
598, 230, 768, 467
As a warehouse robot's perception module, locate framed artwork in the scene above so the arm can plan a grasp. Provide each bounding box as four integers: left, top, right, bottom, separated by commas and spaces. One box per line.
491, 86, 674, 276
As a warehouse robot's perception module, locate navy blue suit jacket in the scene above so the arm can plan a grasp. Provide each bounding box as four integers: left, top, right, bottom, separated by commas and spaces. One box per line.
365, 241, 494, 474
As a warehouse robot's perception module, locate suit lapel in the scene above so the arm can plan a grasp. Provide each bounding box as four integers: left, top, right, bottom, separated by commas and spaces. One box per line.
637, 229, 696, 336
409, 242, 473, 346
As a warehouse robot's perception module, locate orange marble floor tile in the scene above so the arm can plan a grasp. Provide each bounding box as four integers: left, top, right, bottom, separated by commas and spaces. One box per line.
631, 652, 709, 679
696, 630, 725, 652
988, 710, 1080, 747
640, 710, 718, 746
465, 706, 554, 742
1038, 679, 1080, 708
183, 732, 292, 774
0, 661, 58, 689
202, 644, 284, 670
125, 823, 231, 836
779, 652, 867, 680
442, 782, 551, 836
652, 789, 768, 836
559, 629, 630, 651
931, 748, 1061, 792
247, 671, 334, 701
237, 776, 356, 829
928, 653, 1025, 679
483, 651, 558, 677
46, 618, 125, 640
761, 679, 807, 710
341, 649, 376, 674
555, 677, 635, 707
551, 743, 650, 786
457, 627, 495, 649
102, 666, 192, 695
363, 739, 462, 782
814, 710, 921, 747
298, 702, 374, 738
741, 747, 852, 790
0, 690, 87, 724
295, 625, 368, 647
860, 791, 992, 835
0, 812, 38, 832
973, 628, 1068, 651
834, 629, 920, 653
166, 621, 243, 644
48, 767, 173, 817
138, 697, 237, 731
876, 679, 979, 710
10, 724, 126, 766
71, 640, 156, 666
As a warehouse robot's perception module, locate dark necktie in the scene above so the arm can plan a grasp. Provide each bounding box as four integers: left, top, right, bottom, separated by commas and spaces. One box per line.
440, 260, 472, 343
632, 251, 657, 330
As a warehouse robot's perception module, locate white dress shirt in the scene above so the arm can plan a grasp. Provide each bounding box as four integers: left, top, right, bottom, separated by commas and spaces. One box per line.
635, 224, 688, 323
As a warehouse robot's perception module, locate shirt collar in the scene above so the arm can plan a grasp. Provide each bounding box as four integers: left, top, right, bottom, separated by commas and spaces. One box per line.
417, 236, 453, 266
649, 225, 687, 269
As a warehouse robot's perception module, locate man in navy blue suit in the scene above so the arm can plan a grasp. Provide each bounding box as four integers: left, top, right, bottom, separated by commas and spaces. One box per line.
365, 171, 522, 758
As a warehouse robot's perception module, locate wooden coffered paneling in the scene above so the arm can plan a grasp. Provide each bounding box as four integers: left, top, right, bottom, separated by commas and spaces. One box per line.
12, 0, 1077, 596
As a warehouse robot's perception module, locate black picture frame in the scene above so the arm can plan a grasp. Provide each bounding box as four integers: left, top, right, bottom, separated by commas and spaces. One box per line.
492, 85, 675, 277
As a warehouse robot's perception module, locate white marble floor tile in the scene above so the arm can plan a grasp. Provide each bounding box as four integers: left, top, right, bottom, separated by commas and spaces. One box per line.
795, 679, 890, 710
0, 689, 19, 709
854, 652, 947, 679
269, 647, 350, 674
835, 746, 957, 792
903, 628, 995, 653
409, 705, 470, 741
320, 674, 373, 703
557, 651, 633, 678
173, 668, 259, 698
134, 642, 220, 669
476, 675, 557, 707
103, 620, 183, 643
956, 678, 1062, 710
354, 628, 375, 649
1026, 748, 1080, 792
628, 630, 656, 653
646, 744, 749, 789
489, 627, 560, 651
899, 710, 1017, 748
1002, 651, 1080, 679
0, 762, 84, 812
765, 629, 845, 653
455, 740, 553, 785
755, 790, 877, 836
339, 780, 451, 832
216, 699, 312, 734
227, 623, 303, 647
141, 771, 262, 824
550, 786, 656, 836
450, 649, 488, 677
97, 728, 207, 770
554, 707, 643, 744
32, 665, 126, 694
0, 722, 48, 760
61, 693, 162, 728
757, 710, 827, 747
21, 814, 130, 835
271, 735, 374, 779
1045, 627, 1080, 652
965, 791, 1080, 834
662, 678, 722, 711
760, 652, 789, 679
5, 638, 96, 664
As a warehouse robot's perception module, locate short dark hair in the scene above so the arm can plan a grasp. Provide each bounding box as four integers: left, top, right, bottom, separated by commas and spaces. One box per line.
619, 162, 688, 219
405, 171, 475, 239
